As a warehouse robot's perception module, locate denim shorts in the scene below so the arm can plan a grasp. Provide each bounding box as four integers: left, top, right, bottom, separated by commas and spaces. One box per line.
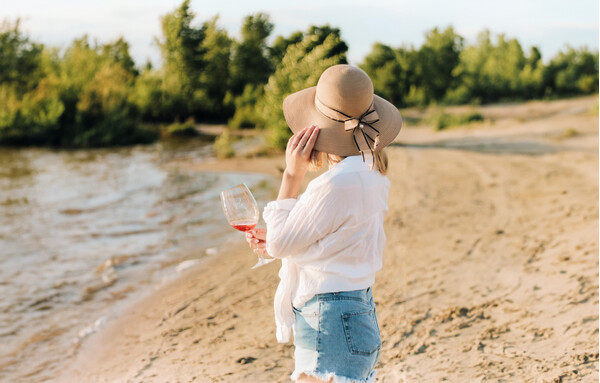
291, 287, 381, 383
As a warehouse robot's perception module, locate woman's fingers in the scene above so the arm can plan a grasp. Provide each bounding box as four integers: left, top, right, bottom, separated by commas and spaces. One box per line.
246, 230, 266, 249
246, 229, 266, 241
297, 125, 315, 149
254, 228, 267, 240
253, 247, 268, 256
302, 125, 319, 153
250, 241, 266, 250
289, 126, 309, 148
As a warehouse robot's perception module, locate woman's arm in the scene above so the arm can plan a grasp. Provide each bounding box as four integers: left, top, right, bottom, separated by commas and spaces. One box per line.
245, 125, 320, 258
247, 181, 352, 259
277, 125, 319, 200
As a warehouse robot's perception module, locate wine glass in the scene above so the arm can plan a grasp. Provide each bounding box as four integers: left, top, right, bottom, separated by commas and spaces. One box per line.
220, 183, 275, 269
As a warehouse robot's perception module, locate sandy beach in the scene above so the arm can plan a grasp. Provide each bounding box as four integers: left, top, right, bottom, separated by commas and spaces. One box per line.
58, 96, 599, 382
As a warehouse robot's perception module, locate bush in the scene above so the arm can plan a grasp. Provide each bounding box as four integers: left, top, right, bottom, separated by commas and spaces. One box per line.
164, 118, 198, 137
443, 85, 471, 105
431, 109, 484, 131
214, 130, 235, 158
228, 84, 264, 129
72, 62, 152, 147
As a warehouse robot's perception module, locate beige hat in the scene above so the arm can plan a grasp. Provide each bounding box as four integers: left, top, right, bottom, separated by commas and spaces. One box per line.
282, 64, 402, 158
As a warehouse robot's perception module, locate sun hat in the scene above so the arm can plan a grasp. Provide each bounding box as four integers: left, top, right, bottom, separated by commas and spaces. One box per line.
282, 64, 402, 162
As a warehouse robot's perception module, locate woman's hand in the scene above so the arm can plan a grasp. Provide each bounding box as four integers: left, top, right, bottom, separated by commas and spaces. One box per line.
246, 228, 269, 257
277, 125, 319, 200
285, 125, 319, 179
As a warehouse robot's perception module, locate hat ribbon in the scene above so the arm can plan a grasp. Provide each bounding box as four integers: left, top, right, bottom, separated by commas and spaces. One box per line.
314, 96, 381, 163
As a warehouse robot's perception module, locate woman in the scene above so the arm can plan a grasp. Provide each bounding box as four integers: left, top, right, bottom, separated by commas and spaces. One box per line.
246, 64, 402, 383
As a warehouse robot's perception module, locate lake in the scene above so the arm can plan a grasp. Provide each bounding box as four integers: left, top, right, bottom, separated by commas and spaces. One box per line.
0, 139, 275, 382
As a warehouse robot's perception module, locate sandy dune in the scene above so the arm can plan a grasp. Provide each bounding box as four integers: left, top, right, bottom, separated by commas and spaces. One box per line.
59, 96, 599, 382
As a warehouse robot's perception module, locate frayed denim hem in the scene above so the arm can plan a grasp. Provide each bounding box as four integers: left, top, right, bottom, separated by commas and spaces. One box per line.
290, 369, 377, 383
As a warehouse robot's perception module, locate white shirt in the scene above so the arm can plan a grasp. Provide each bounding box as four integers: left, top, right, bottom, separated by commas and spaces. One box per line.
262, 155, 390, 343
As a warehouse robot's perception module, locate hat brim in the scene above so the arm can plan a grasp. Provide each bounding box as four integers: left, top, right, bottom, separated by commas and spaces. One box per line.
282, 87, 402, 156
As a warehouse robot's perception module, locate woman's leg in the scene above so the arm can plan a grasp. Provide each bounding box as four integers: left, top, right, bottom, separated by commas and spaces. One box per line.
295, 372, 333, 383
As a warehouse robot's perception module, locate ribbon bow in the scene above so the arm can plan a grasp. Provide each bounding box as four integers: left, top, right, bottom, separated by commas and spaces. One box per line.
343, 106, 381, 155
315, 97, 381, 168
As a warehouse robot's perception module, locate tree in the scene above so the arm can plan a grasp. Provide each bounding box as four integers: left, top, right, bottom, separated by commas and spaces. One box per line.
156, 0, 206, 120
269, 31, 303, 69
101, 37, 138, 76
74, 62, 146, 146
229, 13, 274, 95
450, 31, 527, 103
360, 43, 408, 106
0, 19, 45, 93
0, 19, 63, 145
131, 67, 164, 120
196, 16, 232, 119
519, 47, 545, 99
416, 26, 463, 103
543, 46, 599, 96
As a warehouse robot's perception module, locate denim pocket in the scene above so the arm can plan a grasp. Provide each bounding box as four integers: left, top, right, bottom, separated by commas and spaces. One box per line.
341, 309, 382, 356
293, 299, 319, 318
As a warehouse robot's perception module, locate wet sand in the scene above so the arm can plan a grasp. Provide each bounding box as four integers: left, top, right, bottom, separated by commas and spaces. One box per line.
59, 96, 599, 382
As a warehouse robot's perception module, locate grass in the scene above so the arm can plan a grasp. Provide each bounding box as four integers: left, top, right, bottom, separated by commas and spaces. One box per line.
431, 109, 485, 131
213, 130, 235, 158
561, 128, 580, 138
163, 118, 198, 138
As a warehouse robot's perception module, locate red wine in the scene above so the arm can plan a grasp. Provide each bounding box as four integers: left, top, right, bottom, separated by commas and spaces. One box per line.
230, 220, 257, 232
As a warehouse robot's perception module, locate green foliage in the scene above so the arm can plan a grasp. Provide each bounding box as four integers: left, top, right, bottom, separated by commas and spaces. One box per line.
214, 130, 235, 158
452, 31, 528, 102
561, 127, 579, 138
72, 62, 147, 147
269, 31, 303, 69
416, 27, 463, 103
0, 23, 155, 147
259, 26, 348, 149
131, 68, 164, 120
156, 0, 206, 120
517, 47, 545, 100
196, 16, 232, 119
0, 21, 65, 145
0, 19, 46, 93
361, 27, 462, 107
543, 46, 599, 96
229, 13, 274, 95
361, 27, 598, 107
431, 109, 484, 131
228, 84, 264, 129
101, 37, 138, 76
0, 22, 62, 144
0, 81, 64, 145
155, 3, 234, 121
1, 7, 598, 149
54, 36, 155, 147
164, 118, 197, 137
360, 43, 408, 106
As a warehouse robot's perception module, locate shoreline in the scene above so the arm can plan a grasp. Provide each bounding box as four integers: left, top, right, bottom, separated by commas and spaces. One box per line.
59, 96, 598, 382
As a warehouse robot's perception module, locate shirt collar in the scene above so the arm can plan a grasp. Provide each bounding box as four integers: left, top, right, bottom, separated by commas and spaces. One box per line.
329, 155, 369, 172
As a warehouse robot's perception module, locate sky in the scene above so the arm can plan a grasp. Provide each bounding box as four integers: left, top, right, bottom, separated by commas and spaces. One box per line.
2, 0, 598, 67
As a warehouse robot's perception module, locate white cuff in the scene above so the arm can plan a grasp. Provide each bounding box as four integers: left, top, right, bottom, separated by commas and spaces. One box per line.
276, 324, 292, 343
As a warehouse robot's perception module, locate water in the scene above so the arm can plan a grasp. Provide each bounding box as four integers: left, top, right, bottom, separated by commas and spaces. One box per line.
0, 140, 275, 382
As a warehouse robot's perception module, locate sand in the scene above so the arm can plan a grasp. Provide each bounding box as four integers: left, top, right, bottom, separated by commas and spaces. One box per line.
58, 96, 599, 383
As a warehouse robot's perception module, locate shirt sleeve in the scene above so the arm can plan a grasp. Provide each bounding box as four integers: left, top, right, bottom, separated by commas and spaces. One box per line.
262, 181, 351, 259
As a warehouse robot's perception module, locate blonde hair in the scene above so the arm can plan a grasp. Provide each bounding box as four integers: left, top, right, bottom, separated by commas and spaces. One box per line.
309, 149, 388, 175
